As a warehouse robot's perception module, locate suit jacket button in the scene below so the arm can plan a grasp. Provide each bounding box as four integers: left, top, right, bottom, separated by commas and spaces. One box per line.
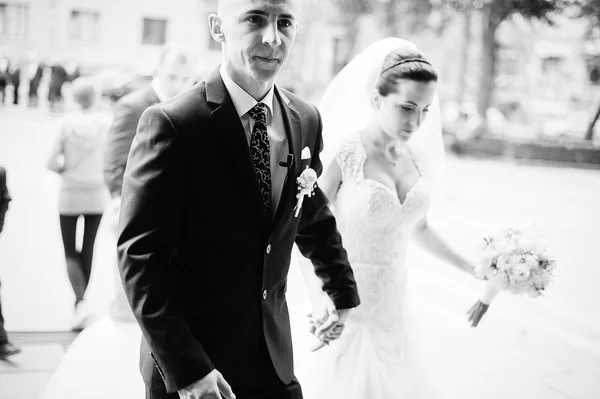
263, 290, 267, 300
266, 244, 272, 254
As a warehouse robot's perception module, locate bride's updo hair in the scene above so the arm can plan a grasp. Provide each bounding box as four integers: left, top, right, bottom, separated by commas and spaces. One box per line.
376, 48, 438, 96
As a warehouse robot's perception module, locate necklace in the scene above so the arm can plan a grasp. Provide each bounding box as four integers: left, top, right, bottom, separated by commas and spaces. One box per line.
370, 135, 401, 167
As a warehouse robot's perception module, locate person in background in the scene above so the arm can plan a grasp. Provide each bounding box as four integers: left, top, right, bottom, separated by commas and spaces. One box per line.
0, 166, 21, 359
48, 61, 68, 112
10, 62, 21, 106
27, 55, 44, 108
103, 46, 194, 320
37, 47, 196, 399
0, 56, 9, 106
46, 78, 111, 330
103, 46, 194, 201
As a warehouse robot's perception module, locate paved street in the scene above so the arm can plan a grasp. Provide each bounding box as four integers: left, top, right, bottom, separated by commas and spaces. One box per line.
1, 105, 600, 398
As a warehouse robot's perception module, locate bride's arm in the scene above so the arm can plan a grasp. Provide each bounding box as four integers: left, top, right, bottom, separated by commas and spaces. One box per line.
412, 217, 477, 278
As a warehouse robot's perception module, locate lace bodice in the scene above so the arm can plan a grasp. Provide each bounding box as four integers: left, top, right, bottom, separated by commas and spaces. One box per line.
332, 133, 431, 331
334, 133, 431, 265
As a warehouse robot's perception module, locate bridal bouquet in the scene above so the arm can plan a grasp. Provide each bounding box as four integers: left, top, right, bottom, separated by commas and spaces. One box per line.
467, 225, 556, 327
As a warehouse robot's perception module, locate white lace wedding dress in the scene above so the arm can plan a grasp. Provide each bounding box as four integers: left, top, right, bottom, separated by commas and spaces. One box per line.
291, 132, 447, 399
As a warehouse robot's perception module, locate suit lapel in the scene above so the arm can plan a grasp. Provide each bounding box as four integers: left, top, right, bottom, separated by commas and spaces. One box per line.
272, 87, 302, 229
205, 69, 268, 224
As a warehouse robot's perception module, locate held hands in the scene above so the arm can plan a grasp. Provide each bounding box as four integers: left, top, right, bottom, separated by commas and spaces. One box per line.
307, 293, 349, 351
177, 369, 235, 399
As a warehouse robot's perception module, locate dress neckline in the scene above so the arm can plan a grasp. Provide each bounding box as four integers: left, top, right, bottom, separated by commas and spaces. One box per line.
354, 132, 424, 207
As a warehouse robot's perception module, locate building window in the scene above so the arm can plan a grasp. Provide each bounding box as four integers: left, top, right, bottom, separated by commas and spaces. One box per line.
142, 18, 167, 45
541, 56, 563, 73
69, 10, 100, 42
0, 3, 29, 40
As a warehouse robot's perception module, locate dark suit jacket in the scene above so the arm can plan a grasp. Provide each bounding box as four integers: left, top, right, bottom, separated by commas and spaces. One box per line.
0, 167, 11, 234
117, 69, 360, 395
103, 85, 159, 197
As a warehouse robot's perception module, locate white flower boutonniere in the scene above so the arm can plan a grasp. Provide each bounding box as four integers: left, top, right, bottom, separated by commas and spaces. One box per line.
294, 167, 318, 217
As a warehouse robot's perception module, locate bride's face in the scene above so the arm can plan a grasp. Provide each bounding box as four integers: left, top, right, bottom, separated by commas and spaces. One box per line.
372, 79, 436, 142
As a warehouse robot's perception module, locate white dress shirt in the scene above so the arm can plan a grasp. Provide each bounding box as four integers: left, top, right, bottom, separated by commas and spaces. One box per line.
219, 65, 289, 216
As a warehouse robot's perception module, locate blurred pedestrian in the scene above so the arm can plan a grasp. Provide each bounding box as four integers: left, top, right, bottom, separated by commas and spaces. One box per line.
0, 166, 21, 359
10, 63, 21, 106
103, 47, 194, 200
66, 60, 81, 83
46, 78, 111, 330
48, 62, 68, 112
26, 56, 43, 108
103, 47, 194, 201
36, 49, 194, 397
0, 56, 9, 105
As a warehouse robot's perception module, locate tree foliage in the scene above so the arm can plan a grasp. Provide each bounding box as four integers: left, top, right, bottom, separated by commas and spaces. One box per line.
572, 0, 600, 140
466, 0, 567, 123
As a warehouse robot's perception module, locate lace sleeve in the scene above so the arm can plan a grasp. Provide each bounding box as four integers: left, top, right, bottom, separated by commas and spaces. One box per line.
334, 134, 363, 182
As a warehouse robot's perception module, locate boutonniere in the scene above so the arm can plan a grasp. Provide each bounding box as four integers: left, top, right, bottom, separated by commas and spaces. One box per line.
294, 167, 318, 217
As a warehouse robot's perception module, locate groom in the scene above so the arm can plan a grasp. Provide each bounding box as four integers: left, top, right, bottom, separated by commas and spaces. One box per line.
117, 0, 360, 398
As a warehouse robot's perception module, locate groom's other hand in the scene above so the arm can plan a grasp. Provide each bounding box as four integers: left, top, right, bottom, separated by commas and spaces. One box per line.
177, 369, 235, 399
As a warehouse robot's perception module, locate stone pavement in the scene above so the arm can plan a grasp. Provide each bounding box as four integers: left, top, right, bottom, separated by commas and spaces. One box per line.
0, 331, 77, 399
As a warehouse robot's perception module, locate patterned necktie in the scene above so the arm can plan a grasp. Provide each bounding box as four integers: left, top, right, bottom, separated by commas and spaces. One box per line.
248, 103, 272, 217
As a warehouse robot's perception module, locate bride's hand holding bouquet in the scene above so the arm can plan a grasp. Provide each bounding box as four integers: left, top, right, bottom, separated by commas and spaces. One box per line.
467, 225, 556, 327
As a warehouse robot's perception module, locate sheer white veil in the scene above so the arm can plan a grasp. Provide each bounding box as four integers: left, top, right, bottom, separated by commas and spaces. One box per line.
318, 37, 445, 197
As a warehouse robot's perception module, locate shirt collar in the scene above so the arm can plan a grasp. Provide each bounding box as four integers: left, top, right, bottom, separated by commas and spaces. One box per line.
219, 64, 274, 119
151, 79, 169, 103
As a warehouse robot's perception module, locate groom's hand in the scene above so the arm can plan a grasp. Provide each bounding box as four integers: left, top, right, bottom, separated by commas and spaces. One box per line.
316, 308, 349, 338
309, 294, 350, 343
177, 369, 235, 399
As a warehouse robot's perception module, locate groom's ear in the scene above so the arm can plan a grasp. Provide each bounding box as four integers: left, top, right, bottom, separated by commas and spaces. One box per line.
208, 14, 225, 43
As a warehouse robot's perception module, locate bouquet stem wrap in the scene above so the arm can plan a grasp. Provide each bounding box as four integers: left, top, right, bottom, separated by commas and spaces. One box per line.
479, 282, 500, 305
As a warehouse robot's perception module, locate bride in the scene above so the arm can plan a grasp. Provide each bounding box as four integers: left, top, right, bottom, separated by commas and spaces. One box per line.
290, 38, 479, 399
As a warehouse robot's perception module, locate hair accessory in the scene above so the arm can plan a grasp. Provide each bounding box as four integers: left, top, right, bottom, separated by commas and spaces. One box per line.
381, 58, 431, 74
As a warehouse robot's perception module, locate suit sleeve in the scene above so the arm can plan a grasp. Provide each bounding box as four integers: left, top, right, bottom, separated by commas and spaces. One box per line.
103, 100, 142, 198
117, 106, 214, 393
0, 167, 11, 234
294, 106, 360, 310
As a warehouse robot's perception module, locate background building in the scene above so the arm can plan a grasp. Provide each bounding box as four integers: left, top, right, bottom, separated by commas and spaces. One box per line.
0, 0, 343, 100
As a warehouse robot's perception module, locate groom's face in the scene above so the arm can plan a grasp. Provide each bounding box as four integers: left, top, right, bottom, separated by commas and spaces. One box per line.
216, 0, 297, 88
